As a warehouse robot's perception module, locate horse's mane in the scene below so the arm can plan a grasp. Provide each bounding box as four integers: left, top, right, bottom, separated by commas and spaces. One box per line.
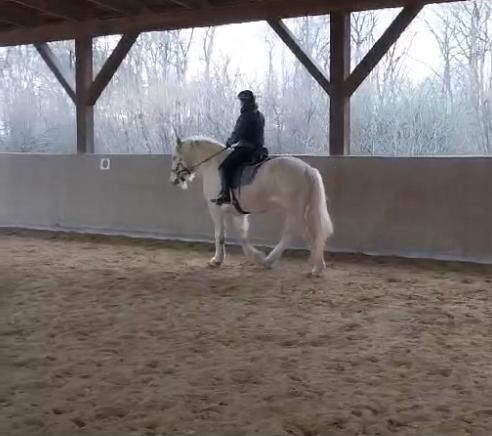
185, 135, 225, 148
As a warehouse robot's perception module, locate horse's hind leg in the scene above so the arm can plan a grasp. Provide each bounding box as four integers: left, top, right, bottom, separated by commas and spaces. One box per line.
264, 214, 297, 268
303, 222, 326, 276
232, 215, 266, 265
310, 237, 326, 276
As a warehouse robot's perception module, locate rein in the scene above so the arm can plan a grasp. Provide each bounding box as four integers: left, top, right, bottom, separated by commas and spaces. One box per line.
188, 148, 227, 172
176, 147, 227, 178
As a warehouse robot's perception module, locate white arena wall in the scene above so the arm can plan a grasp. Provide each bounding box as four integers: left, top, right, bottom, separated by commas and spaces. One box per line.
0, 153, 491, 263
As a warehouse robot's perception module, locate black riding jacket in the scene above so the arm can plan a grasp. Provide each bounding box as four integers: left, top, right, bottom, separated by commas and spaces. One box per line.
226, 104, 265, 149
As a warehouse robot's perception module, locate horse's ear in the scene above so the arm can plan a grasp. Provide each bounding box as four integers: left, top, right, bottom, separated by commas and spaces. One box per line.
172, 125, 182, 148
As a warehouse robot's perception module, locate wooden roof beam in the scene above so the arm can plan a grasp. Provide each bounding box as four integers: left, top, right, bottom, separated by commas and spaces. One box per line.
268, 19, 331, 95
85, 0, 147, 15
166, 0, 210, 9
167, 0, 194, 8
0, 23, 15, 31
0, 0, 463, 46
34, 42, 76, 102
88, 32, 139, 104
0, 6, 43, 27
11, 0, 90, 21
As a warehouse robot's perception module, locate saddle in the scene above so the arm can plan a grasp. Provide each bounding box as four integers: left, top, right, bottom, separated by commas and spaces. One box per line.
229, 147, 271, 214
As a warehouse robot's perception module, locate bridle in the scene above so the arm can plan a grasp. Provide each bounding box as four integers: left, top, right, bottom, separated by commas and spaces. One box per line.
173, 148, 227, 183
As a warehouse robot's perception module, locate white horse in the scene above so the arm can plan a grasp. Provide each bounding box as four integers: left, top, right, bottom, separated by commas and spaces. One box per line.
169, 135, 333, 276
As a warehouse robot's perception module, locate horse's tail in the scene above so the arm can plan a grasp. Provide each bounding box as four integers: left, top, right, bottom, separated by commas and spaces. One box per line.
303, 166, 333, 250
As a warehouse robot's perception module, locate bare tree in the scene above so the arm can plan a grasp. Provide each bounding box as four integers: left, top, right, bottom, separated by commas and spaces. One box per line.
0, 3, 491, 156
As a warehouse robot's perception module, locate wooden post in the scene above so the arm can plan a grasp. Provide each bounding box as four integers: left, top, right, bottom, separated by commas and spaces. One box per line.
75, 37, 94, 154
36, 34, 137, 153
329, 11, 351, 155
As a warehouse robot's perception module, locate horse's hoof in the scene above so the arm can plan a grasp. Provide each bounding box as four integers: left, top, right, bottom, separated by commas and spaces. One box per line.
256, 258, 269, 268
310, 266, 325, 277
263, 258, 276, 269
208, 258, 222, 268
251, 252, 266, 266
245, 257, 257, 265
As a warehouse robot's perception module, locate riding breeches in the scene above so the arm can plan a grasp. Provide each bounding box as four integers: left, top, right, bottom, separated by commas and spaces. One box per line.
219, 146, 257, 192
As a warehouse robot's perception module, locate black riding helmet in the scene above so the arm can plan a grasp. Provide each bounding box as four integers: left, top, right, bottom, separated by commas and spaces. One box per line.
237, 89, 255, 102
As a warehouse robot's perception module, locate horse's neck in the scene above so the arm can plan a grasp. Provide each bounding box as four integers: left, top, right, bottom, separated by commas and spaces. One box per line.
189, 141, 227, 198
191, 141, 225, 170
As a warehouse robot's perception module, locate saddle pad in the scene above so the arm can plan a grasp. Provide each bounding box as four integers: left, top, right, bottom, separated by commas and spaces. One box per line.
230, 157, 272, 190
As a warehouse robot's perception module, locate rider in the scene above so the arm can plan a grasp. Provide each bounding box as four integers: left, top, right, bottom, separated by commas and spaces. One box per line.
212, 90, 266, 205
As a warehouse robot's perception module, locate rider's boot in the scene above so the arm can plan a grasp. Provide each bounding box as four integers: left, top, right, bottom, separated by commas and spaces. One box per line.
211, 171, 231, 205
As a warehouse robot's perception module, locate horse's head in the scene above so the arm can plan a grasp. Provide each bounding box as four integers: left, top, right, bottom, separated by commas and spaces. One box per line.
170, 134, 195, 189
170, 134, 225, 189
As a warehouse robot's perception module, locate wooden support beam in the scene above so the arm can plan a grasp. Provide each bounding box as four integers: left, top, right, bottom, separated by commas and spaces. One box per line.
0, 23, 15, 31
193, 0, 212, 7
167, 0, 210, 9
75, 37, 94, 154
0, 0, 456, 47
86, 0, 146, 15
345, 5, 423, 96
11, 0, 89, 21
38, 33, 138, 153
167, 0, 194, 8
88, 33, 139, 105
268, 19, 331, 95
0, 5, 42, 27
329, 11, 351, 155
34, 42, 76, 102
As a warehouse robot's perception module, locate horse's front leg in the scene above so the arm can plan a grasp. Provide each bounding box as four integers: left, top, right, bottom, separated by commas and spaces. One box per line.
232, 215, 265, 265
208, 204, 226, 267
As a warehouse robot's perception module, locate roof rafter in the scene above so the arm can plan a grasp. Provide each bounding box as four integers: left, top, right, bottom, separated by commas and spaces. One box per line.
85, 0, 147, 15
0, 0, 465, 47
166, 0, 210, 9
10, 0, 91, 21
0, 5, 43, 27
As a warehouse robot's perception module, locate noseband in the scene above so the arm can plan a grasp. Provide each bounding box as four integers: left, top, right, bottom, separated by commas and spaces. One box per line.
174, 161, 191, 181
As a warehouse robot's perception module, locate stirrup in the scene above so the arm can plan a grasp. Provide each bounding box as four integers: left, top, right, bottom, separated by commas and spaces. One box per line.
211, 195, 231, 205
